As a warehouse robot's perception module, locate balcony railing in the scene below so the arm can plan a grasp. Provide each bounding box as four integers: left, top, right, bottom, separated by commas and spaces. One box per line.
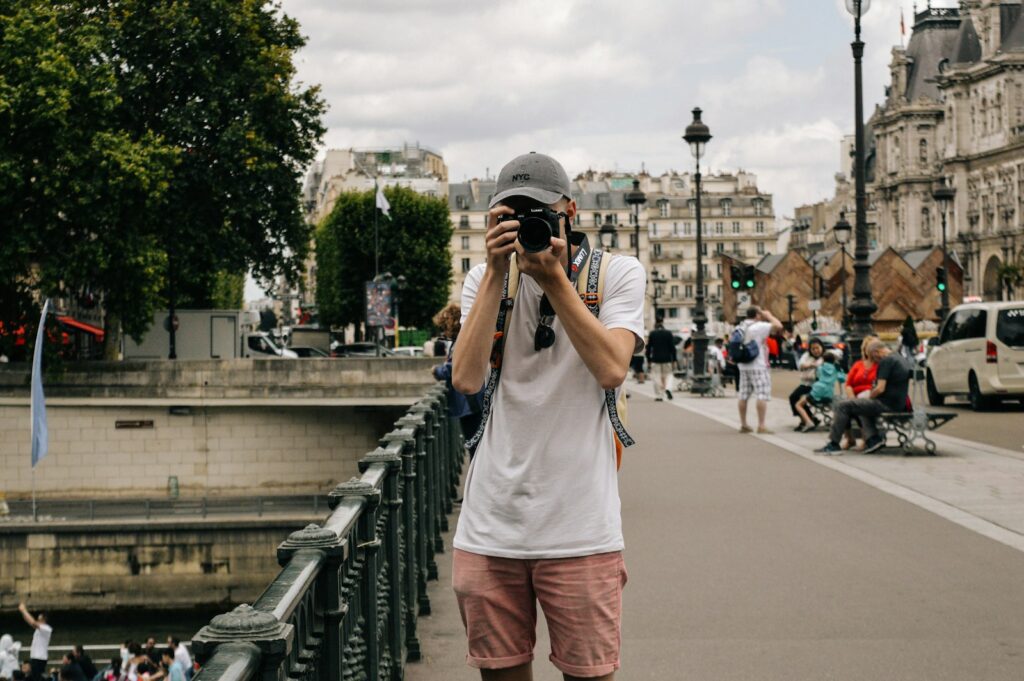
190, 384, 462, 681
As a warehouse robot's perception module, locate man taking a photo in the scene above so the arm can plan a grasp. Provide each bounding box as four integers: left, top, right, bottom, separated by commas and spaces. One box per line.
452, 152, 645, 681
735, 306, 784, 434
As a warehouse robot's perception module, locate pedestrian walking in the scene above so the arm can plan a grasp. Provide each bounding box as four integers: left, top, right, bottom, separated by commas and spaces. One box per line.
732, 306, 783, 434
431, 303, 484, 460
818, 341, 911, 455
166, 640, 190, 681
900, 316, 919, 362
646, 321, 677, 400
17, 604, 50, 681
451, 152, 644, 680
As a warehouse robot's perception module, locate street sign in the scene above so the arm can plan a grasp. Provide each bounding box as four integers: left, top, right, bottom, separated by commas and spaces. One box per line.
808, 299, 822, 312
737, 292, 751, 308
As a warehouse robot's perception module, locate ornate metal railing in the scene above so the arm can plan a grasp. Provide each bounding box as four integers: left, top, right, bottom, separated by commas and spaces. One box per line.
189, 384, 463, 681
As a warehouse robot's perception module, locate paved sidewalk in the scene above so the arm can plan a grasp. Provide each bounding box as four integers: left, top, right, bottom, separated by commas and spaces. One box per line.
405, 384, 1024, 680
636, 378, 1024, 552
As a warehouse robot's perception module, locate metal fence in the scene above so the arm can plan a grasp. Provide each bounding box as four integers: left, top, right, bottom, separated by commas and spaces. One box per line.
189, 384, 463, 681
4, 495, 329, 522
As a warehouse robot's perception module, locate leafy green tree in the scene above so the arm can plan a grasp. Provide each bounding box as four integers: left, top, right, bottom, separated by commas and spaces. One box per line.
211, 271, 246, 310
316, 186, 453, 331
0, 0, 325, 356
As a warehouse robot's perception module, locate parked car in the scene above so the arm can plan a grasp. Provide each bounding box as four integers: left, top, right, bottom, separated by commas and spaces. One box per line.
331, 342, 395, 357
289, 346, 331, 358
926, 301, 1024, 410
394, 346, 425, 357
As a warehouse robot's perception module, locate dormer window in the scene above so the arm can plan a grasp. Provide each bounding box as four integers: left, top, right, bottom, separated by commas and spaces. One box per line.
659, 200, 670, 218
721, 199, 732, 217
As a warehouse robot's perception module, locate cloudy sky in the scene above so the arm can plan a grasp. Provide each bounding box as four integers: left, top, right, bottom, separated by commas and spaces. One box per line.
280, 0, 943, 221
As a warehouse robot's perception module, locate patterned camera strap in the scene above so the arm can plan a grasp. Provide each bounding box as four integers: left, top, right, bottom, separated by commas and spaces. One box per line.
466, 247, 636, 451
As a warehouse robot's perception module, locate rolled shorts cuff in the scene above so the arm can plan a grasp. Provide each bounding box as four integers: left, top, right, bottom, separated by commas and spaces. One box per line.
466, 651, 534, 670
549, 653, 619, 678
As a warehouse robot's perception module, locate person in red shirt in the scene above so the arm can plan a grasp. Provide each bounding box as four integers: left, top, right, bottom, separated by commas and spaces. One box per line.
766, 335, 779, 367
842, 335, 880, 449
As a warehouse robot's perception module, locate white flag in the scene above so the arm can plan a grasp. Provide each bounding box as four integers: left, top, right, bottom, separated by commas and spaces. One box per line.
375, 182, 391, 218
31, 299, 50, 468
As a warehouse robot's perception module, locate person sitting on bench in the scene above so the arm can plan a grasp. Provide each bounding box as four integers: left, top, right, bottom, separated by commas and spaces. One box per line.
795, 350, 845, 432
817, 341, 910, 455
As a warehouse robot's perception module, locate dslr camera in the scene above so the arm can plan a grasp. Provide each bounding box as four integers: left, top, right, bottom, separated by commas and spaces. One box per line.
497, 207, 563, 254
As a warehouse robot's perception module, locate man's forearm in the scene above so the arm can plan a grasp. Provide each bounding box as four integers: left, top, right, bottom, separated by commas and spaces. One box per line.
452, 270, 504, 394
543, 275, 631, 389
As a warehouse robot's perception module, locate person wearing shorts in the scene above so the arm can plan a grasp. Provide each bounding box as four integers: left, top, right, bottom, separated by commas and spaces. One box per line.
736, 305, 783, 434
452, 152, 645, 680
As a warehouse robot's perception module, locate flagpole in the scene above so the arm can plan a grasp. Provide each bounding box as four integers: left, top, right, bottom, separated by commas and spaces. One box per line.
374, 178, 380, 278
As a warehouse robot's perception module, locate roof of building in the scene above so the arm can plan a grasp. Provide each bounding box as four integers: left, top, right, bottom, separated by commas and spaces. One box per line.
902, 248, 934, 270
755, 253, 787, 274
952, 14, 982, 64
905, 12, 962, 101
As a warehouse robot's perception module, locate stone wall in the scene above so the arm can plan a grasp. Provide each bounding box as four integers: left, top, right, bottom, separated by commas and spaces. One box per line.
0, 518, 318, 610
0, 404, 405, 499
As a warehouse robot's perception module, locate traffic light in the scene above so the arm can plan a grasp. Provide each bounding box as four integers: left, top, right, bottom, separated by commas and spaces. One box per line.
936, 266, 948, 292
730, 265, 742, 290
744, 265, 756, 290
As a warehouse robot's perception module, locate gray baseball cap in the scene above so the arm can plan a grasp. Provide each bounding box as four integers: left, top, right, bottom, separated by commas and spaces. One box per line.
488, 152, 572, 208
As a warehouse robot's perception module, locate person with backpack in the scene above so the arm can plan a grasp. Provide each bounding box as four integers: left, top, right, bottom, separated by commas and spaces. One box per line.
731, 305, 784, 434
451, 152, 645, 681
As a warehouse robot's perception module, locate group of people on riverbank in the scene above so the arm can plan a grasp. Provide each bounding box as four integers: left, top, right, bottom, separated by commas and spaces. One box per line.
1, 605, 193, 681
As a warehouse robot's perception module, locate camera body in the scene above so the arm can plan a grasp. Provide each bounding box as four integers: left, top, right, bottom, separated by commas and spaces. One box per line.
497, 207, 562, 253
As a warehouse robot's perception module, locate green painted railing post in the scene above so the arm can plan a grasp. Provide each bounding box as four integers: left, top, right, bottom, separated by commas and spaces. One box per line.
396, 412, 431, 613
380, 426, 421, 660
192, 606, 293, 681
408, 401, 442, 572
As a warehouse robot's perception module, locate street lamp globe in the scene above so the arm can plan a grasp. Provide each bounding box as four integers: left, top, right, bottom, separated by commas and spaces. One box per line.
599, 219, 617, 250
932, 178, 956, 213
834, 212, 853, 246
624, 179, 647, 211
845, 0, 871, 17
683, 108, 712, 162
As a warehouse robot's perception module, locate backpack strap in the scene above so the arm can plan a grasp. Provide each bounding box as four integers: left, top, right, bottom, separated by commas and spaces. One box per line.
588, 250, 635, 449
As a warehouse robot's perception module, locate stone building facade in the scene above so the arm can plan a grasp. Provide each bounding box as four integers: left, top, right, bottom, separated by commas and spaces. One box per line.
447, 170, 776, 332
834, 2, 1024, 300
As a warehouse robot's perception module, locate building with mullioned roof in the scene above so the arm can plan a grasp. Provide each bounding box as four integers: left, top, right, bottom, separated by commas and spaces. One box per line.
810, 1, 1024, 303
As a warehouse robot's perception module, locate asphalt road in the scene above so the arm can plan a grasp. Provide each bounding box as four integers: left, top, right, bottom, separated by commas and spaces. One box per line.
770, 368, 1024, 452
406, 390, 1024, 680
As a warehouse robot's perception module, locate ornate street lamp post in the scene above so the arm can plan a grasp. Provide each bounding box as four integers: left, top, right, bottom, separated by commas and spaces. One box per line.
624, 179, 647, 260
834, 212, 852, 330
932, 179, 956, 322
683, 107, 712, 394
651, 268, 667, 321
845, 0, 877, 363
599, 218, 618, 251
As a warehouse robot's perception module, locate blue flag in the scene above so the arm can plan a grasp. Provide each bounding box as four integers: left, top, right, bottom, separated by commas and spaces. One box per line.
30, 299, 50, 468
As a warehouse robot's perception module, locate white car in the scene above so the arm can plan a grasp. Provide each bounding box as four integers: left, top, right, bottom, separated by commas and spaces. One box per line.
926, 301, 1024, 410
393, 346, 425, 357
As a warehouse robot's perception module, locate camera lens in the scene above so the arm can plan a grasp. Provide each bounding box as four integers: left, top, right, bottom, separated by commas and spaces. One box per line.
518, 216, 553, 253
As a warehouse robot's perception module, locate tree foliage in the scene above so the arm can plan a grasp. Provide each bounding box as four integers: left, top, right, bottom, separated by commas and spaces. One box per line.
0, 0, 325, 348
316, 187, 453, 330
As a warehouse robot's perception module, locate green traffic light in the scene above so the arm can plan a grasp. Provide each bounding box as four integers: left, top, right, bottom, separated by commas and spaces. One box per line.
937, 282, 947, 292
746, 280, 755, 289
731, 281, 740, 289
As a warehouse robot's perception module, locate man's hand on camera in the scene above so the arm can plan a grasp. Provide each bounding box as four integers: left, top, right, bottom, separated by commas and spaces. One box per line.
485, 206, 518, 274
515, 236, 567, 289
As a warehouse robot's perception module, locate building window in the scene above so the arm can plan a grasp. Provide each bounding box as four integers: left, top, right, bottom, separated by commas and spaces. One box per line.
667, 307, 679, 319
716, 264, 722, 277
921, 207, 931, 236
732, 241, 740, 253
459, 215, 470, 228
685, 285, 693, 298
671, 284, 679, 298
715, 242, 724, 253
650, 222, 659, 237
715, 222, 724, 234
688, 199, 697, 215
700, 242, 707, 256
659, 200, 670, 218
461, 236, 470, 250
594, 213, 602, 226
732, 221, 740, 233
754, 199, 765, 216
672, 222, 679, 235
722, 200, 732, 216
461, 258, 471, 273
629, 233, 637, 249
919, 138, 928, 165
653, 243, 662, 257
757, 242, 766, 255
755, 221, 765, 233
671, 264, 679, 278
683, 222, 692, 235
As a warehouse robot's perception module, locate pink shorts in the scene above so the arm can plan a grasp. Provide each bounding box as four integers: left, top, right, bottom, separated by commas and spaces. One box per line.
452, 548, 627, 677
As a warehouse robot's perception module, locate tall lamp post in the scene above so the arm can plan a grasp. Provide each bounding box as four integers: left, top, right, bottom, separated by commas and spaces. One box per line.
834, 212, 852, 329
932, 179, 955, 322
845, 0, 877, 362
651, 268, 667, 322
599, 218, 618, 251
683, 107, 713, 395
625, 179, 647, 260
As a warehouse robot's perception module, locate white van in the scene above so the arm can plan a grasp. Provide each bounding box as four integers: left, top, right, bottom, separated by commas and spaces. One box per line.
926, 301, 1024, 410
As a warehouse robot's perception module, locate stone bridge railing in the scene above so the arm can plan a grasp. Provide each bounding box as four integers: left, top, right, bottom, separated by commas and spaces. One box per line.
189, 383, 462, 681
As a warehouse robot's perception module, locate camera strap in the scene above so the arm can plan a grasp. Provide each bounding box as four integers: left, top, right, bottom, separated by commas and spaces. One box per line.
466, 239, 636, 454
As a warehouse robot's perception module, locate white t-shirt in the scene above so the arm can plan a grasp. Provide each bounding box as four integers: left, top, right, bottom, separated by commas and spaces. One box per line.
455, 255, 646, 559
30, 624, 52, 661
737, 320, 772, 371
174, 645, 191, 673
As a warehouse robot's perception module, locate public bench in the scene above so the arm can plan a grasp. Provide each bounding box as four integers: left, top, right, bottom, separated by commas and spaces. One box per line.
878, 410, 957, 456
